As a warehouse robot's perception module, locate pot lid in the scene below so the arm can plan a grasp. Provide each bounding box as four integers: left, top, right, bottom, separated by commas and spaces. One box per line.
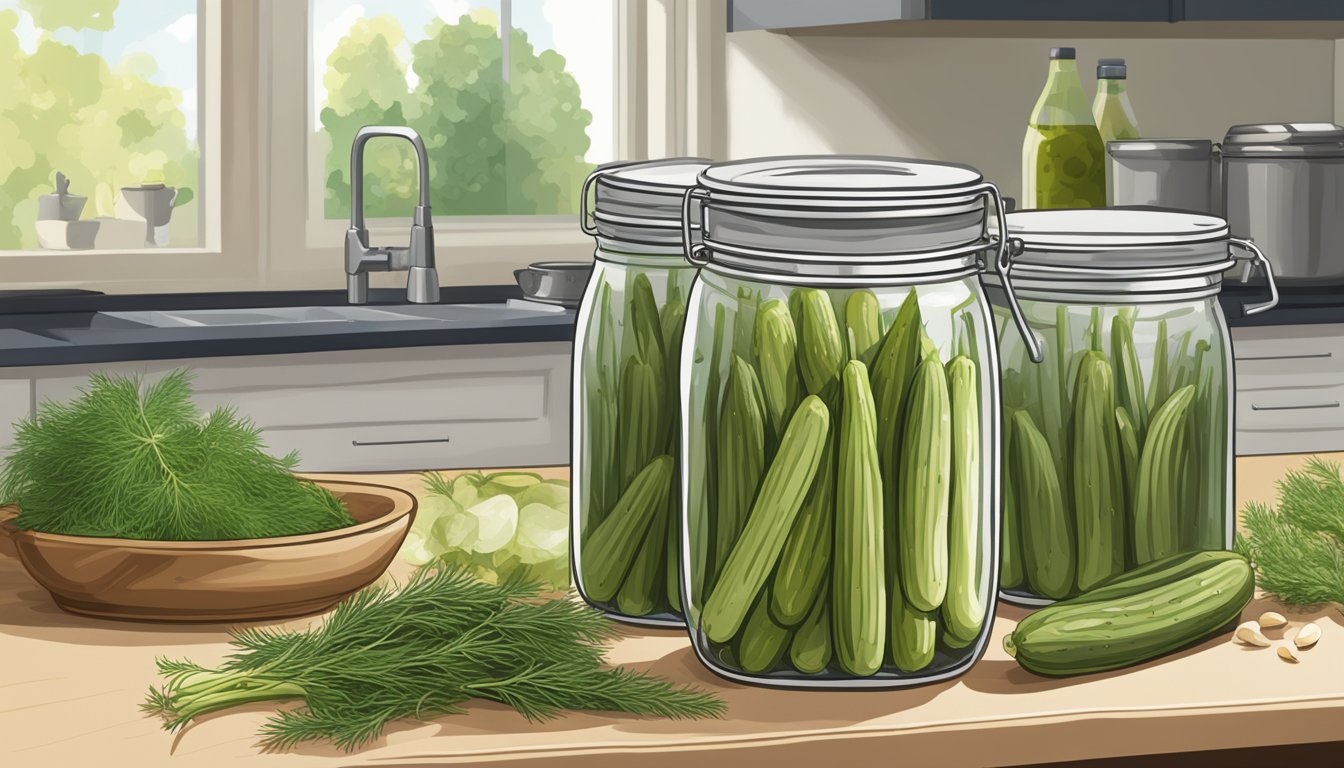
697, 155, 985, 208
1107, 139, 1213, 160
1221, 123, 1344, 157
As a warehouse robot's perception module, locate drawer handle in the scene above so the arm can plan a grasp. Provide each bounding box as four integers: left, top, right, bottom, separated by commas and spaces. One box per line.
351, 436, 451, 447
1250, 401, 1341, 412
1238, 351, 1333, 362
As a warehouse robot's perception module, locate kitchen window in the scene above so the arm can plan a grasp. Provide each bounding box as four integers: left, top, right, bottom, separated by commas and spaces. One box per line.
0, 0, 717, 294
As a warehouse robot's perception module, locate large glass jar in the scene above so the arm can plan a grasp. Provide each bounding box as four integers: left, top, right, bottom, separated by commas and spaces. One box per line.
678, 156, 1040, 687
571, 159, 709, 626
985, 209, 1279, 605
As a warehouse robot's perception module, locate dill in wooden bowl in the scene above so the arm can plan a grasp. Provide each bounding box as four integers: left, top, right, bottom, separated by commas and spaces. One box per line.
0, 369, 414, 622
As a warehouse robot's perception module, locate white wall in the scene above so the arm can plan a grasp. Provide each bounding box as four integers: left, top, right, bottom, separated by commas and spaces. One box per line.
725, 32, 1336, 199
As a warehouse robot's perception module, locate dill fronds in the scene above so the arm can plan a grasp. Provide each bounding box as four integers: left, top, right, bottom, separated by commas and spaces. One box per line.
1, 370, 353, 539
1237, 458, 1344, 609
145, 564, 725, 752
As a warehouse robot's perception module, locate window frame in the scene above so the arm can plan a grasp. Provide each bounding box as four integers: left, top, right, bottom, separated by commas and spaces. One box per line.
0, 0, 263, 293
0, 0, 723, 294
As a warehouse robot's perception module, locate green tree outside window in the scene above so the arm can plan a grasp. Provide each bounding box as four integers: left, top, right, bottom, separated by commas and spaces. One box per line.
319, 11, 596, 220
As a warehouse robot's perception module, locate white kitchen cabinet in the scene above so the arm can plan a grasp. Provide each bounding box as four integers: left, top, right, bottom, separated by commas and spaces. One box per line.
0, 377, 33, 462
1232, 324, 1344, 456
26, 342, 572, 472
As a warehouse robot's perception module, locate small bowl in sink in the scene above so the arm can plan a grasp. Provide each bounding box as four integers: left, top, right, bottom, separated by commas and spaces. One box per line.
514, 261, 592, 307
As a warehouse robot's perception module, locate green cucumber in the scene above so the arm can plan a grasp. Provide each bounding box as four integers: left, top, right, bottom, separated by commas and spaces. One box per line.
712, 356, 767, 587
1071, 351, 1126, 592
702, 396, 830, 643
833, 360, 886, 676
1004, 551, 1254, 676
944, 355, 984, 642
897, 357, 952, 612
737, 589, 794, 674
1134, 385, 1196, 564
789, 591, 833, 674
581, 456, 675, 602
844, 290, 883, 367
1011, 410, 1075, 600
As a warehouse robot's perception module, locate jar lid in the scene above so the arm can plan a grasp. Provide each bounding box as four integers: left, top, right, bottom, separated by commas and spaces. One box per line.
590, 158, 711, 226
1000, 208, 1229, 253
696, 155, 986, 210
1107, 139, 1213, 160
1220, 123, 1344, 157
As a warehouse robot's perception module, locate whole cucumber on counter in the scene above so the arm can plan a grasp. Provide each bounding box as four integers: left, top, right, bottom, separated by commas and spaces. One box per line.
833, 360, 886, 677
898, 356, 953, 613
1004, 550, 1254, 676
702, 396, 830, 644
944, 355, 984, 641
1012, 410, 1075, 600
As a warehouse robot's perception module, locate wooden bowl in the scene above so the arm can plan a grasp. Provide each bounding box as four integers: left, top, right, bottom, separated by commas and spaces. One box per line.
5, 480, 415, 622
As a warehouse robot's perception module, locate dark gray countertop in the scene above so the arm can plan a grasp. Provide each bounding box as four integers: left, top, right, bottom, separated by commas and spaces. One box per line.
0, 285, 576, 368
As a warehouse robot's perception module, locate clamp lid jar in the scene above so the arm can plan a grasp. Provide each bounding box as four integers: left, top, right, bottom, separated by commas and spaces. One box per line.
678, 155, 1036, 687
984, 208, 1278, 607
571, 158, 711, 628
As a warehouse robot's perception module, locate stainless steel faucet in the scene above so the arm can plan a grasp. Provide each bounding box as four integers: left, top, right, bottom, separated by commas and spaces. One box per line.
345, 126, 440, 304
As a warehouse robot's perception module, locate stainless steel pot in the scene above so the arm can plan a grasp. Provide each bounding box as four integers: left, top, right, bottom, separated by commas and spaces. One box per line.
1222, 123, 1344, 282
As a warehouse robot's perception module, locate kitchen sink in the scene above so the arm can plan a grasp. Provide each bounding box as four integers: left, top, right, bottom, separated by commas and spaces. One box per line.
97, 300, 568, 330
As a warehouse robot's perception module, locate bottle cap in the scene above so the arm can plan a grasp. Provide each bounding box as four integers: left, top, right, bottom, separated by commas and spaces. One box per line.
1097, 58, 1127, 79
1050, 47, 1076, 60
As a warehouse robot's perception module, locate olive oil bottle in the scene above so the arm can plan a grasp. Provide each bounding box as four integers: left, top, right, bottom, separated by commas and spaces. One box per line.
1022, 47, 1106, 209
1093, 58, 1140, 144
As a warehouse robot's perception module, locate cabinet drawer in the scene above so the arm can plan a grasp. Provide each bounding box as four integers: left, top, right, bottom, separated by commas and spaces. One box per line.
32, 343, 572, 472
1232, 324, 1344, 362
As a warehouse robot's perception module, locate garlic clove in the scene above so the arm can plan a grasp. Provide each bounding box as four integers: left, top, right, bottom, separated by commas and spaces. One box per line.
1293, 622, 1322, 650
1277, 645, 1300, 663
1234, 622, 1271, 647
1258, 611, 1288, 630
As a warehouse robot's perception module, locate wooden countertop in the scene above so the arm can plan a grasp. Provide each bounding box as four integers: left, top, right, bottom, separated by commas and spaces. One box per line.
2, 457, 1342, 767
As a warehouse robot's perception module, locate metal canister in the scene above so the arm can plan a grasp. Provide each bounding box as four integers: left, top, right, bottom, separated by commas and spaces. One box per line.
1107, 139, 1216, 214
1221, 123, 1344, 282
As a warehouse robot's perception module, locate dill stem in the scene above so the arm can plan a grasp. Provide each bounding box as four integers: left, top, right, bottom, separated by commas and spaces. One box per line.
172, 679, 306, 724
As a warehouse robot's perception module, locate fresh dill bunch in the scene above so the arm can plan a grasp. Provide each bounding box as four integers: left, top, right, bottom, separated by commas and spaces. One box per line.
1236, 457, 1344, 609
1, 369, 354, 540
144, 564, 725, 752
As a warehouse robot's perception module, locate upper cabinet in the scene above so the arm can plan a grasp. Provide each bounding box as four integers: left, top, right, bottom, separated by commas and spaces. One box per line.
729, 0, 1344, 33
1182, 1, 1344, 21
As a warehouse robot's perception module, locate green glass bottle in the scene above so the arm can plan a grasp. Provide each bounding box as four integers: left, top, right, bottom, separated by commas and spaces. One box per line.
1022, 47, 1106, 209
1093, 58, 1140, 144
